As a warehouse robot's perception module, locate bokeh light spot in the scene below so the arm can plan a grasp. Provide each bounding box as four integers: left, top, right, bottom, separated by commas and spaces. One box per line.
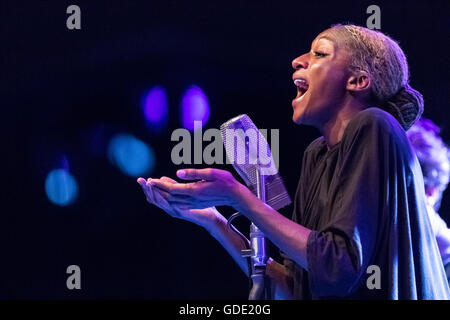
45, 169, 79, 206
181, 85, 210, 131
143, 86, 168, 130
108, 133, 155, 177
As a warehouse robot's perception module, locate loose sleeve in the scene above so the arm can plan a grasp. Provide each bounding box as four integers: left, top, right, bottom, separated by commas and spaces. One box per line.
306, 110, 398, 297
280, 143, 313, 274
280, 137, 325, 298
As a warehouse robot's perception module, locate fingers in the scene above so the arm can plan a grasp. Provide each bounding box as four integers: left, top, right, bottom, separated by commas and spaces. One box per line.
137, 177, 151, 200
150, 183, 193, 205
145, 178, 157, 203
137, 177, 159, 204
152, 187, 171, 206
137, 177, 201, 219
151, 186, 201, 215
176, 168, 216, 181
150, 178, 196, 195
160, 176, 178, 184
138, 176, 177, 187
138, 176, 195, 207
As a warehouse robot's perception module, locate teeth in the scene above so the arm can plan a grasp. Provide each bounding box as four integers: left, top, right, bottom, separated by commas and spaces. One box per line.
294, 79, 308, 89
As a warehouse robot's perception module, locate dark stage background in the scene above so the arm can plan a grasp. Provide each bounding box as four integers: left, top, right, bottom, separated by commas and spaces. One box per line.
1, 0, 449, 299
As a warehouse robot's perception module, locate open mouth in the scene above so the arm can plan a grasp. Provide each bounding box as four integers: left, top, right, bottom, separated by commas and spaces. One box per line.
294, 78, 309, 99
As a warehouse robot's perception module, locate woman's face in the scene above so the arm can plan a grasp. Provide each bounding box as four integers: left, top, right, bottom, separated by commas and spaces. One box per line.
291, 29, 353, 126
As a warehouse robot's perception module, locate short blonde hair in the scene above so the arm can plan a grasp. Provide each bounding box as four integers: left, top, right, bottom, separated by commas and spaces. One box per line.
329, 24, 424, 130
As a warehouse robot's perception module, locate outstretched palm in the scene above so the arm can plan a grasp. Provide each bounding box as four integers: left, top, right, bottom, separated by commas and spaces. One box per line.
137, 176, 221, 229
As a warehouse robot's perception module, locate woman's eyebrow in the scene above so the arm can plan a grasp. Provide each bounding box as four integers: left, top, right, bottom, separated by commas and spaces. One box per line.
310, 36, 335, 51
314, 36, 336, 52
317, 36, 335, 43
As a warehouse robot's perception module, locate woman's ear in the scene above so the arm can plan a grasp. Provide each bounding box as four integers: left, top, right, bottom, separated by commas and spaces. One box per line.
347, 71, 371, 92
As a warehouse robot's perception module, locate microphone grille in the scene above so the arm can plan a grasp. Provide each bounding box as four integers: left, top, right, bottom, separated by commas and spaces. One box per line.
220, 114, 260, 186
220, 114, 291, 210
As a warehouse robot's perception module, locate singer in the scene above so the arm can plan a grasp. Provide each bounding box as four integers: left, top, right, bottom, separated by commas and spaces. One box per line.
137, 24, 450, 299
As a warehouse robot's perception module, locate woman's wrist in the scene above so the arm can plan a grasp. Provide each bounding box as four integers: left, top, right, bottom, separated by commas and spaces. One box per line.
229, 181, 254, 213
203, 208, 227, 237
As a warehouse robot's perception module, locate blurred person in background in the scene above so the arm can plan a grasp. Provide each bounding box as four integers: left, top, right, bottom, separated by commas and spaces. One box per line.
407, 118, 450, 285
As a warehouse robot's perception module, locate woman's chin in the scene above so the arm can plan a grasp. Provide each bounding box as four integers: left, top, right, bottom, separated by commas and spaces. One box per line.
292, 108, 306, 125
292, 100, 308, 124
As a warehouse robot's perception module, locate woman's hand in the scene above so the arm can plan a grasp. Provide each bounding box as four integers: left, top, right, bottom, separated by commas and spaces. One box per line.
147, 168, 245, 210
137, 176, 223, 231
138, 173, 254, 277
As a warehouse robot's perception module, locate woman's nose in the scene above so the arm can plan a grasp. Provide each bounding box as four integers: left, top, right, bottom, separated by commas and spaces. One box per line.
292, 54, 308, 70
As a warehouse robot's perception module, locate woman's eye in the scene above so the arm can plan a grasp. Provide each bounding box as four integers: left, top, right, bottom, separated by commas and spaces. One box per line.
313, 51, 328, 57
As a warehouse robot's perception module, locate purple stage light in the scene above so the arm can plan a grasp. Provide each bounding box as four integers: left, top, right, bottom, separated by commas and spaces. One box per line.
181, 85, 210, 131
143, 86, 168, 129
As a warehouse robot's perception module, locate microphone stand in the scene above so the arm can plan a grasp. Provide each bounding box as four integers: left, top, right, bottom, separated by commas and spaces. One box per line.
241, 169, 272, 300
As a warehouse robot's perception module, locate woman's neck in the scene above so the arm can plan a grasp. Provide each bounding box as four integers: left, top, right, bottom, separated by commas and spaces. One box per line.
320, 101, 367, 150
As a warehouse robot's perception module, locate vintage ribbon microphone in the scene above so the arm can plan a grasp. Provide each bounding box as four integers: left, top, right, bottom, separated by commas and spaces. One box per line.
220, 114, 291, 300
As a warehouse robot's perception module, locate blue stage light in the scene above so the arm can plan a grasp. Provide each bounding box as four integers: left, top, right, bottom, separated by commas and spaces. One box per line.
143, 86, 168, 130
181, 85, 210, 131
108, 133, 155, 177
45, 169, 79, 206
